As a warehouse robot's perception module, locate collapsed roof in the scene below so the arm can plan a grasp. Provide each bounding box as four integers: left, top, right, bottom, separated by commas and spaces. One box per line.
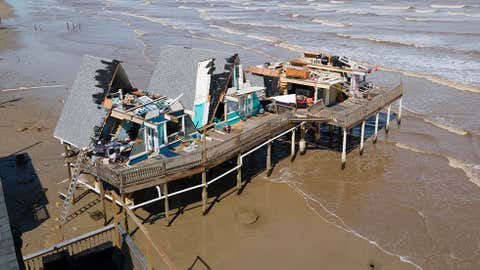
54, 55, 132, 148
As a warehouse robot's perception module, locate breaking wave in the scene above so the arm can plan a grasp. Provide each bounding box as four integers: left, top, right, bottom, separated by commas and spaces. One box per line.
446, 11, 480, 17
370, 5, 415, 11
404, 17, 433, 22
447, 158, 480, 188
380, 66, 480, 94
415, 9, 438, 14
395, 143, 480, 189
422, 118, 469, 136
312, 19, 352, 27
430, 4, 477, 9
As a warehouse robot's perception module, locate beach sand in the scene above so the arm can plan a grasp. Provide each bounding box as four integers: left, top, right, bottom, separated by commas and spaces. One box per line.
0, 0, 13, 19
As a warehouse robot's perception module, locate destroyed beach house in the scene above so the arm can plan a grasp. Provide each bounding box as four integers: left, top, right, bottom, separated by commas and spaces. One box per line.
52, 46, 403, 227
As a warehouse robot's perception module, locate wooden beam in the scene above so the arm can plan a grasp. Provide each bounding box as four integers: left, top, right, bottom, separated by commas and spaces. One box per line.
98, 178, 107, 225
201, 170, 207, 214
112, 191, 177, 270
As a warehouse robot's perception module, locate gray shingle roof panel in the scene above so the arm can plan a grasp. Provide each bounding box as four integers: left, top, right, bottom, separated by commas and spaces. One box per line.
147, 46, 231, 112
54, 55, 131, 148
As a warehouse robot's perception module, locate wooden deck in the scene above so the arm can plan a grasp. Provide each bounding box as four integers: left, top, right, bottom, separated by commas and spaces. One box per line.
298, 83, 403, 128
94, 112, 295, 193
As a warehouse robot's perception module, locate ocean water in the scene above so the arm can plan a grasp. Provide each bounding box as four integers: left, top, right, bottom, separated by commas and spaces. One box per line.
4, 0, 480, 269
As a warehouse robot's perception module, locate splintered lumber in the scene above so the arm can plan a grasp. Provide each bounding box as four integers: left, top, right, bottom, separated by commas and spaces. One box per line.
245, 66, 281, 77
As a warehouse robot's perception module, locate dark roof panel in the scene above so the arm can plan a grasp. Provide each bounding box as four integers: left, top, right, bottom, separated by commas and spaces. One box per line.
147, 46, 231, 112
54, 55, 131, 148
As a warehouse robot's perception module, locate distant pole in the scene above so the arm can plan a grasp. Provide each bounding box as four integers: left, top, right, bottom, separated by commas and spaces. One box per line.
360, 120, 365, 155
386, 104, 391, 133
66, 21, 70, 32
341, 127, 347, 169
397, 97, 403, 126
373, 112, 379, 144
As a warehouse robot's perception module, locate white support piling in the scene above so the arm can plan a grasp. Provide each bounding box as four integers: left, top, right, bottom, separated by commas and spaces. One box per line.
290, 128, 296, 160
299, 122, 306, 154
266, 142, 272, 175
373, 112, 379, 144
236, 153, 242, 192
201, 170, 207, 214
341, 127, 347, 169
386, 104, 391, 133
360, 120, 365, 155
398, 97, 403, 126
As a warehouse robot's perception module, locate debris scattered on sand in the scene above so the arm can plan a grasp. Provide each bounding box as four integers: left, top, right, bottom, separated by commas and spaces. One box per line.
1, 84, 65, 92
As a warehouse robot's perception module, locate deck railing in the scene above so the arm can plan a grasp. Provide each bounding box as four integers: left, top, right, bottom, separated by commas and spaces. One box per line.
23, 224, 116, 270
95, 113, 292, 191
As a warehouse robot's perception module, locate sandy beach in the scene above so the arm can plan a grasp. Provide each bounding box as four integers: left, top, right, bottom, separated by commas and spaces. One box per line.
1, 0, 480, 269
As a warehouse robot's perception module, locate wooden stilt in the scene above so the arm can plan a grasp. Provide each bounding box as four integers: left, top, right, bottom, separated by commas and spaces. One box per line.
98, 178, 107, 225
314, 122, 321, 143
111, 191, 121, 248
163, 183, 169, 226
299, 122, 306, 154
290, 128, 296, 160
201, 170, 207, 214
121, 192, 129, 233
236, 153, 242, 193
341, 127, 347, 169
329, 125, 334, 137
360, 121, 365, 155
373, 112, 379, 144
397, 97, 402, 126
386, 104, 391, 133
266, 142, 272, 176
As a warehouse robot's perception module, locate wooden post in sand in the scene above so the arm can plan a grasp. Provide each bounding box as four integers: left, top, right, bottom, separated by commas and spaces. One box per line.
299, 122, 306, 154
201, 170, 207, 214
397, 97, 403, 126
341, 127, 347, 169
290, 128, 296, 160
314, 122, 321, 143
163, 183, 169, 226
236, 153, 242, 192
98, 178, 107, 225
360, 120, 365, 155
266, 142, 272, 176
386, 104, 391, 133
373, 112, 379, 144
111, 191, 121, 248
121, 192, 129, 234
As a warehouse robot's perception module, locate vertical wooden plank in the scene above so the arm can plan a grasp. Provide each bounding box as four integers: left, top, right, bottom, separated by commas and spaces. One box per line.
266, 142, 272, 176
201, 170, 207, 214
98, 178, 107, 225
373, 112, 379, 143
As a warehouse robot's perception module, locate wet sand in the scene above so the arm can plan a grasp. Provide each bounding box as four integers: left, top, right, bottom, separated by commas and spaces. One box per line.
0, 0, 13, 19
1, 0, 480, 269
